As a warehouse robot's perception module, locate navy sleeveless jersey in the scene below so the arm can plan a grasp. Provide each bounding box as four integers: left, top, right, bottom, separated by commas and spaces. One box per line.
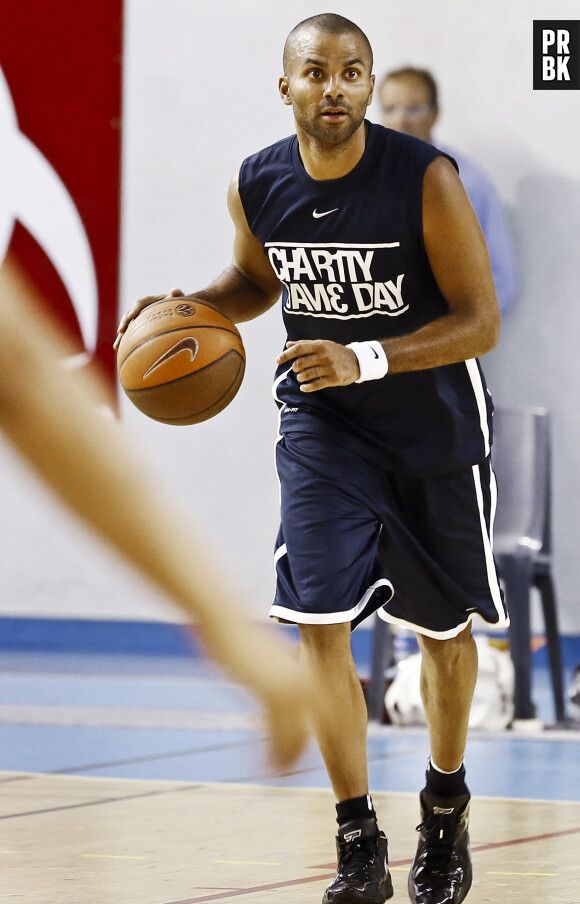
238, 121, 493, 474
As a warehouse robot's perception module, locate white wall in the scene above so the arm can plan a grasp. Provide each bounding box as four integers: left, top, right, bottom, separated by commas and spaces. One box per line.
1, 0, 579, 632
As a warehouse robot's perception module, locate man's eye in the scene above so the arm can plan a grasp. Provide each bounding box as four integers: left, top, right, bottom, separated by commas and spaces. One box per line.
346, 69, 360, 79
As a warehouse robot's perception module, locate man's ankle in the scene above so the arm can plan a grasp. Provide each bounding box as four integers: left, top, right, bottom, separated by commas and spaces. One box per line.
425, 757, 469, 798
336, 793, 377, 829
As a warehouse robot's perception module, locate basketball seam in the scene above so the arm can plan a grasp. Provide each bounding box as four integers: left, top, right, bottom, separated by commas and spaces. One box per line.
118, 325, 243, 369
124, 348, 245, 393
147, 297, 222, 315
127, 354, 245, 423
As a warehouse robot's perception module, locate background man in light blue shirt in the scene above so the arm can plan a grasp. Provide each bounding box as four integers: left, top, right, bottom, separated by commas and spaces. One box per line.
379, 66, 518, 314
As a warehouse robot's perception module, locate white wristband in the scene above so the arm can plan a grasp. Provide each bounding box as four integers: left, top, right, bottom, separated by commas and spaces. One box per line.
346, 341, 389, 383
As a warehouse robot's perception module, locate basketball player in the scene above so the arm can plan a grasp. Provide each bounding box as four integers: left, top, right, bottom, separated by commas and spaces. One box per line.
118, 14, 508, 904
0, 261, 309, 771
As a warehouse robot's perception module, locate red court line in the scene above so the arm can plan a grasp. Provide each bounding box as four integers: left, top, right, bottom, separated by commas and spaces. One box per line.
169, 822, 580, 903
166, 873, 335, 903
311, 857, 414, 870
473, 823, 580, 853
312, 824, 580, 870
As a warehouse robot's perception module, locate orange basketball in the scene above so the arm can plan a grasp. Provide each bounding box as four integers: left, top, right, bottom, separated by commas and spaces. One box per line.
117, 298, 245, 425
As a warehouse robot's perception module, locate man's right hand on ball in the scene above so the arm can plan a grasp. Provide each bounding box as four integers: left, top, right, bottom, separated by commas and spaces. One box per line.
114, 287, 185, 349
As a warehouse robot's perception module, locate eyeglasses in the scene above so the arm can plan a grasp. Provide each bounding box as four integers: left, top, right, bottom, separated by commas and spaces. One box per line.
381, 103, 434, 119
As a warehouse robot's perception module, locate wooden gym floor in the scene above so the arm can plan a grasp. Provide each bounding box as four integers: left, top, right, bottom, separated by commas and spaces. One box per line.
0, 641, 578, 903
1, 775, 578, 903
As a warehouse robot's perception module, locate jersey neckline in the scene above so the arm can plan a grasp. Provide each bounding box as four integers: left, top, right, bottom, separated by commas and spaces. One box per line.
290, 119, 382, 194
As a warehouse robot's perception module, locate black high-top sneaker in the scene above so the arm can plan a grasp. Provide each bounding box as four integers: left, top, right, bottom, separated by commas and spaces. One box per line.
408, 789, 472, 904
323, 816, 394, 904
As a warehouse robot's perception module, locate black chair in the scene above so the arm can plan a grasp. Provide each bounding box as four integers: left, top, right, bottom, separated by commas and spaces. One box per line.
366, 406, 566, 725
492, 407, 566, 723
366, 613, 395, 721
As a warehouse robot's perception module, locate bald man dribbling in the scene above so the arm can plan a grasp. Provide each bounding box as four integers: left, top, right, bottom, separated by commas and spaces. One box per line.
118, 13, 508, 904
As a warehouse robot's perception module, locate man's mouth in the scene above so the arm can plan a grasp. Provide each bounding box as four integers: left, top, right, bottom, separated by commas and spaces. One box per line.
320, 107, 349, 120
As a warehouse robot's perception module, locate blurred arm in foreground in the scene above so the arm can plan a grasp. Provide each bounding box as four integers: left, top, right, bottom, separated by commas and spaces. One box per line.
0, 262, 308, 770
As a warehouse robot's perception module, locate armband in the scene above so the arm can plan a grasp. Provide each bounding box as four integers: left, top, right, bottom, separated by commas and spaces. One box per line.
346, 341, 389, 383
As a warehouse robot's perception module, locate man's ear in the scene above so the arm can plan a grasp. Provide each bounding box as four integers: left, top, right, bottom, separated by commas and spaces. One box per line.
279, 76, 293, 106
367, 73, 376, 107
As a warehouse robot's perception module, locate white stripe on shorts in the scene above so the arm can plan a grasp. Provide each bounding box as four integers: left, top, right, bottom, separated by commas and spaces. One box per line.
273, 543, 287, 566
465, 358, 490, 457
272, 368, 292, 503
472, 462, 507, 623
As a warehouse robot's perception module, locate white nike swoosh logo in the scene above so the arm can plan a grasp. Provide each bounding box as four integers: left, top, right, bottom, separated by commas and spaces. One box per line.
143, 337, 199, 378
312, 207, 339, 218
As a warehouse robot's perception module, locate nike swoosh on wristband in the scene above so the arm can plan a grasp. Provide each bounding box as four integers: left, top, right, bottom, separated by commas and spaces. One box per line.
372, 347, 379, 358
312, 207, 339, 218
143, 337, 199, 379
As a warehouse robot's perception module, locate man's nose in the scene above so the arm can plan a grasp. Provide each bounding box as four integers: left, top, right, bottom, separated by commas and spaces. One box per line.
323, 76, 343, 99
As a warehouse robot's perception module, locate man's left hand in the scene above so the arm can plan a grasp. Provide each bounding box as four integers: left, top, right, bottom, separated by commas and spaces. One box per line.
277, 339, 360, 392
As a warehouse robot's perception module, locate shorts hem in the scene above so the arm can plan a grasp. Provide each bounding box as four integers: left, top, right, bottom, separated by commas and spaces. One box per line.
377, 608, 511, 640
270, 578, 394, 627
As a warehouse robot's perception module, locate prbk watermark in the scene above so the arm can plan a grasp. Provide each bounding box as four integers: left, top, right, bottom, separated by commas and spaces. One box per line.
533, 20, 579, 89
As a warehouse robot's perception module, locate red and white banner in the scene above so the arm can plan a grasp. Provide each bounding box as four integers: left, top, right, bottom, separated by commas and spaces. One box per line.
0, 1, 123, 384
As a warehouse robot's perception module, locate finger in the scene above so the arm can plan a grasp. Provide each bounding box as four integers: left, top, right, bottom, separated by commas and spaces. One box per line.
299, 375, 331, 392
277, 347, 300, 365
116, 304, 144, 336
291, 353, 315, 373
113, 312, 136, 349
169, 287, 184, 297
296, 362, 322, 383
114, 293, 168, 349
116, 310, 133, 335
277, 340, 315, 365
114, 314, 139, 350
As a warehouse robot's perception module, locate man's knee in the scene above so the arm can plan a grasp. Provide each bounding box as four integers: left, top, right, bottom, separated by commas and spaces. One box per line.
299, 621, 352, 660
418, 623, 474, 667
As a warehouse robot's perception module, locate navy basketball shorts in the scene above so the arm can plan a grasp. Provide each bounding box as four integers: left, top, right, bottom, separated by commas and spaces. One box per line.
269, 432, 509, 638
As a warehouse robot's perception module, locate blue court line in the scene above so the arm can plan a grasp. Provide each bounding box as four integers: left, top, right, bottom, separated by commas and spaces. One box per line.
1, 718, 579, 801
0, 629, 579, 802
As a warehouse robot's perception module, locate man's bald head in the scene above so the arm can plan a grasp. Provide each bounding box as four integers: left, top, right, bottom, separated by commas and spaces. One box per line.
283, 13, 373, 75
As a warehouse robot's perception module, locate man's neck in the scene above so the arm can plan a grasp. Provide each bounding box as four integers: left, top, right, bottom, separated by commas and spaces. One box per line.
296, 122, 367, 181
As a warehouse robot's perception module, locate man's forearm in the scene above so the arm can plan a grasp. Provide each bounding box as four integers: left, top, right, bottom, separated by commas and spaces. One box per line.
381, 308, 500, 374
191, 263, 280, 323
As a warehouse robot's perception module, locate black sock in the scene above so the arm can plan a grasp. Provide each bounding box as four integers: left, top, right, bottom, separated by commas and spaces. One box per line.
425, 759, 468, 799
336, 794, 376, 828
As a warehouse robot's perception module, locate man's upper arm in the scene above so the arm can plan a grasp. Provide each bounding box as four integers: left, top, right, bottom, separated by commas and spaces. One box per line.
422, 156, 500, 339
227, 174, 282, 303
